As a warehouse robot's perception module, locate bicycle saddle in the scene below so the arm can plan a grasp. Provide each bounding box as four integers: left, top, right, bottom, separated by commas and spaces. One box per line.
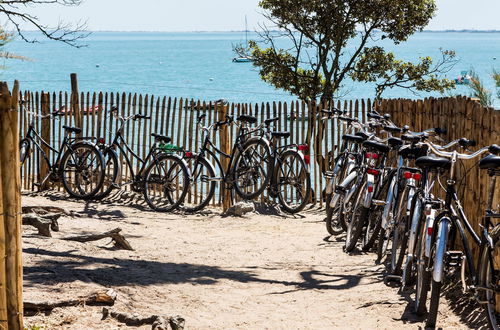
237, 115, 257, 124
388, 137, 403, 148
363, 140, 390, 153
151, 133, 171, 143
342, 134, 364, 144
479, 154, 500, 170
271, 131, 290, 139
415, 155, 451, 170
398, 145, 428, 160
62, 125, 82, 135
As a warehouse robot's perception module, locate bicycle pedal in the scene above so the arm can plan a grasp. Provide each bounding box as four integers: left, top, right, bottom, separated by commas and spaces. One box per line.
34, 182, 41, 187
445, 250, 463, 267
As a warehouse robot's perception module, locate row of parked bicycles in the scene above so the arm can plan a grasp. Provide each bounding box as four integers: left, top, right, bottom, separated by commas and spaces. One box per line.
322, 108, 500, 328
19, 106, 311, 213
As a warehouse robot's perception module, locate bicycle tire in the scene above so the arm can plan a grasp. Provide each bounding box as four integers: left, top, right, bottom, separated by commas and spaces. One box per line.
143, 154, 189, 212
415, 221, 432, 316
402, 193, 424, 289
390, 185, 411, 274
182, 156, 216, 212
325, 193, 344, 235
376, 171, 398, 262
345, 180, 367, 252
92, 148, 120, 200
479, 224, 500, 329
233, 138, 272, 200
276, 149, 311, 214
426, 279, 442, 328
60, 142, 105, 199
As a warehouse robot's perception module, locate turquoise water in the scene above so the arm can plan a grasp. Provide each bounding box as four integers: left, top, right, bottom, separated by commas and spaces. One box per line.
2, 31, 500, 105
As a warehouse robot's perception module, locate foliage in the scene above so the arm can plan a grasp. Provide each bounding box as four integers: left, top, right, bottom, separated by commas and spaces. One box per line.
468, 69, 492, 107
0, 0, 87, 47
251, 0, 456, 101
352, 48, 456, 98
493, 69, 500, 99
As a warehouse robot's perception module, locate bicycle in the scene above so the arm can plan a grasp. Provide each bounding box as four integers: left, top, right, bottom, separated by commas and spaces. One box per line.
412, 140, 499, 328
93, 106, 190, 212
181, 114, 310, 213
19, 110, 105, 199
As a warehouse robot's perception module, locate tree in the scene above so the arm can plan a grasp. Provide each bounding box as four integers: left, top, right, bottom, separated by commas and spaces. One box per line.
250, 0, 456, 101
0, 0, 87, 47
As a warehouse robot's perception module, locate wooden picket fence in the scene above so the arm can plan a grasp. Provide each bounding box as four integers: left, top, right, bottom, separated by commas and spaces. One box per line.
375, 97, 499, 256
18, 92, 498, 219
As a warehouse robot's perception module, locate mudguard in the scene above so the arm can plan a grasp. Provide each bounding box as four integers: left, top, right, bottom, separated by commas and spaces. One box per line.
432, 216, 451, 283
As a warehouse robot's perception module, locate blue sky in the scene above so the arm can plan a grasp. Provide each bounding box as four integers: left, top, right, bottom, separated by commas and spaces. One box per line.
20, 0, 500, 32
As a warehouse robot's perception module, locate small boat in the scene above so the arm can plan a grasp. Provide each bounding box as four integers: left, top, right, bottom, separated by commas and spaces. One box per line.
232, 57, 253, 63
232, 16, 253, 63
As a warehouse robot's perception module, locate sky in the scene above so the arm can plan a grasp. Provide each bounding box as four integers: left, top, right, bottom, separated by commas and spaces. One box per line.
16, 0, 500, 32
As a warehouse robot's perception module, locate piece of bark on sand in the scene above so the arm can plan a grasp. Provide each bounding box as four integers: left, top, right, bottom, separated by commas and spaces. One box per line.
61, 227, 134, 250
22, 213, 61, 237
24, 289, 117, 315
102, 308, 185, 330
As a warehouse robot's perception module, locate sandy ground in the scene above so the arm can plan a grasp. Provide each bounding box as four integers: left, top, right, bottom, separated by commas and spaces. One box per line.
21, 192, 483, 329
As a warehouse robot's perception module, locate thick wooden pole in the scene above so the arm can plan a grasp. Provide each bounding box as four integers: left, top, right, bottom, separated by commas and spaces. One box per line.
218, 104, 232, 212
39, 93, 51, 190
70, 73, 82, 136
0, 80, 23, 329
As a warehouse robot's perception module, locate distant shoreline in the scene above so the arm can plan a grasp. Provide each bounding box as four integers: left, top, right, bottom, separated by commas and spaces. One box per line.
17, 29, 500, 34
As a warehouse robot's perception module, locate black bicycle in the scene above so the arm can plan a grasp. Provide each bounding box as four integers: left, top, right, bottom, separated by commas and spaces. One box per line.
93, 106, 190, 212
412, 140, 500, 328
19, 110, 105, 199
181, 114, 310, 213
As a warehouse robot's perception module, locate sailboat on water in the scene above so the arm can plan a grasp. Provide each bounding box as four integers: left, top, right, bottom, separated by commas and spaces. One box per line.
232, 16, 253, 63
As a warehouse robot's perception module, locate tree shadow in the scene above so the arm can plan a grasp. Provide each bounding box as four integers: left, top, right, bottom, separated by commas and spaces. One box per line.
23, 248, 378, 294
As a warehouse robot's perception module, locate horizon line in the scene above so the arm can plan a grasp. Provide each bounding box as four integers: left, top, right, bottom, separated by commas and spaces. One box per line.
17, 29, 500, 33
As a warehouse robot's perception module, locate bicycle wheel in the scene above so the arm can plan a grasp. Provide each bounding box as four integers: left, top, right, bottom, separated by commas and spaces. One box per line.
362, 174, 390, 251
377, 171, 398, 262
415, 217, 432, 316
143, 154, 189, 212
275, 149, 311, 213
427, 279, 442, 328
233, 138, 272, 200
60, 142, 105, 199
182, 156, 216, 212
345, 180, 367, 252
326, 193, 344, 235
479, 225, 500, 329
92, 148, 120, 200
390, 187, 410, 275
402, 193, 424, 289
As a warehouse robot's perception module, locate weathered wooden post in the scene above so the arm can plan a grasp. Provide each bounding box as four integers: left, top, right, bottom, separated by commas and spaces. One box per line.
218, 103, 232, 212
39, 92, 51, 190
70, 73, 82, 136
0, 80, 23, 329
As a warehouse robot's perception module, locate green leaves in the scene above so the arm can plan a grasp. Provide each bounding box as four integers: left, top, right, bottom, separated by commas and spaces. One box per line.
252, 0, 451, 101
352, 48, 456, 98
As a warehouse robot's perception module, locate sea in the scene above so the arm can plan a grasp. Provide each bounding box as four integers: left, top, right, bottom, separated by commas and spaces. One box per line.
2, 31, 500, 107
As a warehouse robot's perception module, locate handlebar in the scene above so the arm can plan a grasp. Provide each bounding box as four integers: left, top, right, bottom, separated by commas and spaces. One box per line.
419, 141, 490, 160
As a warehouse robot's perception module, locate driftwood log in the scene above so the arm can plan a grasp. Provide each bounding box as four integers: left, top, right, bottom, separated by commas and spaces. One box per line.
22, 213, 61, 237
22, 205, 71, 217
62, 227, 134, 250
24, 289, 117, 315
102, 308, 185, 330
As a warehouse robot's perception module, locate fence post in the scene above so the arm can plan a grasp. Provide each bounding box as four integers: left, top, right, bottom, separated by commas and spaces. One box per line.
0, 80, 23, 329
40, 92, 51, 190
70, 73, 82, 136
218, 103, 232, 212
